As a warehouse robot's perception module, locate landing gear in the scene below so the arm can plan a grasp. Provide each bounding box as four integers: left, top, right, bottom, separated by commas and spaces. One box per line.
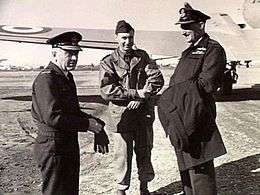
221, 61, 239, 95
244, 60, 252, 68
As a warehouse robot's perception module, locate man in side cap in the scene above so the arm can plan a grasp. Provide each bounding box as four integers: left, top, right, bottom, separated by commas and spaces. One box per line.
99, 20, 164, 195
31, 31, 109, 195
158, 3, 227, 195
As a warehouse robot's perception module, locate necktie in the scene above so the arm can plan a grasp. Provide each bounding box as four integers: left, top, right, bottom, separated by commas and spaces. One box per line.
124, 53, 132, 65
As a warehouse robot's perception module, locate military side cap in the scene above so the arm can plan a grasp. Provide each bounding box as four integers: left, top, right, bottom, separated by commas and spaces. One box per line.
115, 20, 134, 34
175, 2, 210, 25
46, 31, 82, 51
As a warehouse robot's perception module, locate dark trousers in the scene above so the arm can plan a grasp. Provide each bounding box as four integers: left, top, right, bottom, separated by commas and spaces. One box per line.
34, 135, 80, 195
180, 160, 217, 195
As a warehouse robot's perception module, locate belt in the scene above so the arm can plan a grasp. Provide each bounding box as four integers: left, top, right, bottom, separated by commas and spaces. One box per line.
35, 122, 77, 138
37, 130, 77, 138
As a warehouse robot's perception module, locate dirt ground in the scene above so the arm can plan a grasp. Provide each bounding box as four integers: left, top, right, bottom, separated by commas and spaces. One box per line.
0, 68, 260, 195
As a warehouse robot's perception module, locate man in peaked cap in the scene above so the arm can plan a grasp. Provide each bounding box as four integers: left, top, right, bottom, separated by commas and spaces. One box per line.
175, 2, 211, 25
32, 31, 109, 195
46, 31, 83, 51
99, 20, 164, 195
158, 3, 227, 195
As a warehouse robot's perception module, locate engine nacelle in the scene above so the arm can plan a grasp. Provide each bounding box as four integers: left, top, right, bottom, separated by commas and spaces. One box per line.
243, 0, 260, 28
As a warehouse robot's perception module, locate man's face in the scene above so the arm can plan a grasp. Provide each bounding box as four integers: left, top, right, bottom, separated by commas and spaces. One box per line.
115, 30, 134, 53
180, 22, 204, 44
55, 48, 79, 71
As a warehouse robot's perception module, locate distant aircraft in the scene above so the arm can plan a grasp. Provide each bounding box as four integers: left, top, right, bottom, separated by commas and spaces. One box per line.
0, 0, 259, 65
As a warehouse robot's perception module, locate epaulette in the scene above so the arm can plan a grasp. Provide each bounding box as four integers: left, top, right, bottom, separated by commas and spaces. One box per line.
134, 48, 145, 54
39, 69, 53, 75
101, 54, 111, 61
133, 49, 148, 58
147, 61, 159, 69
208, 39, 220, 46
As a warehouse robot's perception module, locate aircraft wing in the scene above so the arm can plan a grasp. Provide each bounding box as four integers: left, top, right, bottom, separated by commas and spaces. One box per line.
1, 20, 259, 63
0, 25, 186, 57
0, 25, 118, 50
207, 13, 260, 62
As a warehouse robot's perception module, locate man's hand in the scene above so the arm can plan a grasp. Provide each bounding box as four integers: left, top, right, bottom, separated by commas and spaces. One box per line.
88, 118, 104, 134
137, 89, 150, 99
127, 100, 141, 110
94, 130, 109, 154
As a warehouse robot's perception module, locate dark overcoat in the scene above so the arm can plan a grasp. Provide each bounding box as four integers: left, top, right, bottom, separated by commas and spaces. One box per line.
158, 34, 227, 171
31, 62, 94, 195
31, 62, 92, 133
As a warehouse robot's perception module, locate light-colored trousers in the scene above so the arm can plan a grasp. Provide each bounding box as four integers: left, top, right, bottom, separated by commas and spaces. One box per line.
113, 127, 155, 190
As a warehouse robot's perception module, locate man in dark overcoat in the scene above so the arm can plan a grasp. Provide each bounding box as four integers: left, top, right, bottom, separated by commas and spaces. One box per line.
31, 31, 109, 195
99, 20, 164, 195
158, 3, 227, 195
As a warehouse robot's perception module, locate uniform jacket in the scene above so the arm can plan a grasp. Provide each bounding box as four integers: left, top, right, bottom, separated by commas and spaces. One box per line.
31, 62, 92, 135
99, 48, 164, 132
158, 34, 227, 170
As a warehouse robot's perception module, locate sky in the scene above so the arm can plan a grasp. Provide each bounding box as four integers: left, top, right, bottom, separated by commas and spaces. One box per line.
0, 0, 245, 67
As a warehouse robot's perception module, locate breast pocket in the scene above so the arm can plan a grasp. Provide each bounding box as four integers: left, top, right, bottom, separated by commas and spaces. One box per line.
187, 54, 204, 76
114, 65, 128, 79
59, 86, 78, 110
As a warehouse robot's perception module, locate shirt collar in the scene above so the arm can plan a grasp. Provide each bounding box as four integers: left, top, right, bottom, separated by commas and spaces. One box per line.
190, 33, 209, 48
47, 62, 71, 79
117, 48, 133, 59
193, 36, 203, 47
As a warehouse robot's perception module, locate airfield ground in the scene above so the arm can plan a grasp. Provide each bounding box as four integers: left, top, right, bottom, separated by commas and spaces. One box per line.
0, 67, 259, 195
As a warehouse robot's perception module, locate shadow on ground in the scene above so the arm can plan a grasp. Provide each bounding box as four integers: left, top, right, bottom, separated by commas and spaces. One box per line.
1, 154, 259, 195
214, 88, 260, 102
1, 96, 32, 101
78, 95, 108, 104
1, 95, 108, 105
153, 153, 260, 195
2, 87, 260, 104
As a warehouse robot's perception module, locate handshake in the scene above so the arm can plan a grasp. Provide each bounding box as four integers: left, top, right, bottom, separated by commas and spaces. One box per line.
88, 117, 109, 154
